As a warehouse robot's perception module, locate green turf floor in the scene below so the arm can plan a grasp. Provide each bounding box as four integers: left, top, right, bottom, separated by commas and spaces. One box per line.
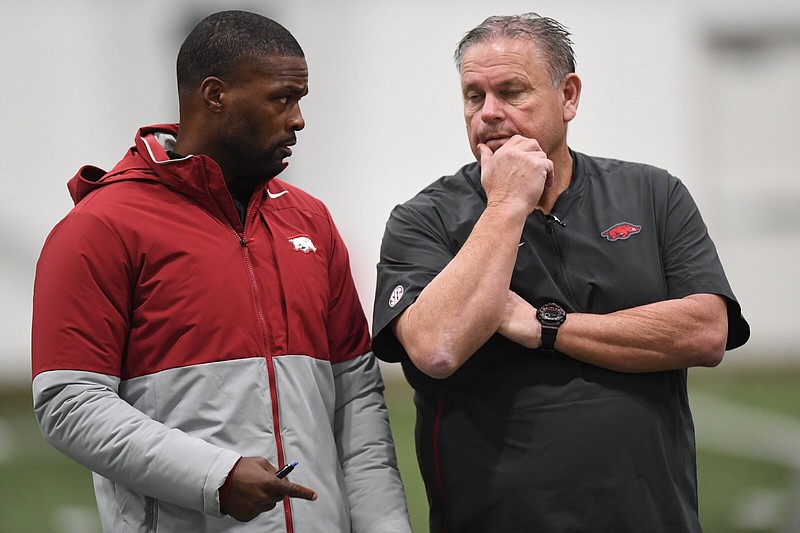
2, 367, 798, 532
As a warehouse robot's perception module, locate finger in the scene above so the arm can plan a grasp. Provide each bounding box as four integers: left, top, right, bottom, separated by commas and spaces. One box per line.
287, 482, 318, 501
544, 159, 555, 186
477, 143, 493, 168
504, 134, 541, 152
525, 136, 543, 152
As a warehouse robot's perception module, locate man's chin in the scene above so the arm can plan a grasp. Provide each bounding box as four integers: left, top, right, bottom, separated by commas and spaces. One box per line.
263, 160, 289, 179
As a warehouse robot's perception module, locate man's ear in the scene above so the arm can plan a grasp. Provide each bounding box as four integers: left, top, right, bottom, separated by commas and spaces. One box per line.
200, 76, 226, 114
561, 73, 581, 123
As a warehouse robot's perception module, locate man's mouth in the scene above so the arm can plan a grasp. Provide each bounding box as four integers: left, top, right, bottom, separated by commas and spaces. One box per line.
278, 138, 297, 158
482, 135, 510, 152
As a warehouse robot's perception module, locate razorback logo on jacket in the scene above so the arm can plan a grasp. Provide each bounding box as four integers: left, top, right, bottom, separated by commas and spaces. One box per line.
289, 235, 317, 253
601, 222, 642, 241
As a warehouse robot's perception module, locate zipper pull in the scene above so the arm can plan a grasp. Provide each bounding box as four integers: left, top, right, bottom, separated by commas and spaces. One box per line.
547, 214, 566, 227
240, 236, 247, 248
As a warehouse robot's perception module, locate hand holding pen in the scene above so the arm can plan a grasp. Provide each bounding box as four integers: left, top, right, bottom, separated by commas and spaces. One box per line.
221, 456, 317, 522
275, 460, 298, 479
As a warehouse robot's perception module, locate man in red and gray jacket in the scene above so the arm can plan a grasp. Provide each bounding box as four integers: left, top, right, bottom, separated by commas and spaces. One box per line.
31, 10, 411, 533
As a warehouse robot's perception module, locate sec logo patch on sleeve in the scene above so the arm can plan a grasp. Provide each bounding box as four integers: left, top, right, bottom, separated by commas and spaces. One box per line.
388, 285, 404, 308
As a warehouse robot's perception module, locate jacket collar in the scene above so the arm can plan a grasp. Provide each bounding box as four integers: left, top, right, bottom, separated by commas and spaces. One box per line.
68, 124, 260, 231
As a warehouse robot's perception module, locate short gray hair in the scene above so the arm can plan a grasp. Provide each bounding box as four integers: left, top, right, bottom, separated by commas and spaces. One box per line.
453, 13, 576, 87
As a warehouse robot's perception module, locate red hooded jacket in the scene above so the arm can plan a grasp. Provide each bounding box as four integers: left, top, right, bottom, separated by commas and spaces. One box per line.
31, 124, 410, 533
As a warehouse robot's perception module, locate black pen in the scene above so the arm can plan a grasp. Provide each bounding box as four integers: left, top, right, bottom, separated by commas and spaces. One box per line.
275, 461, 298, 479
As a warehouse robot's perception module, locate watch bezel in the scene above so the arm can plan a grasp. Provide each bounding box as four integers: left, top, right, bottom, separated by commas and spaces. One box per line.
537, 302, 567, 326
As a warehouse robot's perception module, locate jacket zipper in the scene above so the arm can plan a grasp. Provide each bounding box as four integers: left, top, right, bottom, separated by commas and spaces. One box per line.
200, 157, 293, 531
236, 207, 294, 533
543, 212, 578, 306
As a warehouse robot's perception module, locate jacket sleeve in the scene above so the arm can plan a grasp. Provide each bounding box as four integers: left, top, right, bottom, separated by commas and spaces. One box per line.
332, 353, 412, 533
31, 209, 240, 516
33, 369, 241, 517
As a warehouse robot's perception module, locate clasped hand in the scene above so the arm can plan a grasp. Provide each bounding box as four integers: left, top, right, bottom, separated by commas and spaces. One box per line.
478, 135, 553, 215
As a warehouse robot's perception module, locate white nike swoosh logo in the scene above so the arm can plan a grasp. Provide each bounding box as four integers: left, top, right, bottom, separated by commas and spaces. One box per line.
267, 189, 289, 199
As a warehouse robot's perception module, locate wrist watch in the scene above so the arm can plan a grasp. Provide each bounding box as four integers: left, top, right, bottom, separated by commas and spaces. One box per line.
537, 302, 567, 351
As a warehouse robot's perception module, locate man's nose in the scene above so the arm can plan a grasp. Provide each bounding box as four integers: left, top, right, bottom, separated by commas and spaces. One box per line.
288, 106, 305, 131
480, 93, 504, 122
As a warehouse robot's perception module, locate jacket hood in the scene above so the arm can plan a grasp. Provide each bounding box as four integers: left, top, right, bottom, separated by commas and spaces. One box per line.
69, 124, 172, 204
67, 123, 286, 208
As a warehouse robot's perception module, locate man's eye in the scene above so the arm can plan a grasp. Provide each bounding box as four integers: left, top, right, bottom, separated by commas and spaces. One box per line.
503, 90, 528, 103
465, 93, 483, 103
277, 97, 289, 105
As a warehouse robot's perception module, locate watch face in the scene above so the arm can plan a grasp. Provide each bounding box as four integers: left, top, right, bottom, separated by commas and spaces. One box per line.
541, 308, 562, 320
538, 303, 566, 325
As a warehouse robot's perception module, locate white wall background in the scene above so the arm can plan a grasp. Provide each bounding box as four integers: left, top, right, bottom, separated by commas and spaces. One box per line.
2, 0, 798, 387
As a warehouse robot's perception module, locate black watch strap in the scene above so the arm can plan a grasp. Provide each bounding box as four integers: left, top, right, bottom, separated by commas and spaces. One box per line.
540, 325, 559, 351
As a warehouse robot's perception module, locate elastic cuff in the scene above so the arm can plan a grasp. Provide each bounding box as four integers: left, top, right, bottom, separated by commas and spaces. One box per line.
218, 458, 242, 514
